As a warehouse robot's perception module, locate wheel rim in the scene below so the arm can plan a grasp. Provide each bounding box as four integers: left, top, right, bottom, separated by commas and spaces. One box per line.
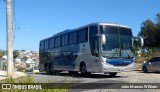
82, 65, 87, 73
81, 63, 87, 74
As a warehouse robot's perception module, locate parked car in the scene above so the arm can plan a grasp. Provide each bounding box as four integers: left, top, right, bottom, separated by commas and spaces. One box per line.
33, 67, 40, 73
25, 67, 40, 73
142, 56, 160, 73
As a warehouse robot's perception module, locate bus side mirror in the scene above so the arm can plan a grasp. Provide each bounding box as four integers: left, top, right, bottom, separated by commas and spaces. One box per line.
132, 37, 144, 47
94, 49, 98, 56
141, 37, 144, 46
101, 34, 106, 44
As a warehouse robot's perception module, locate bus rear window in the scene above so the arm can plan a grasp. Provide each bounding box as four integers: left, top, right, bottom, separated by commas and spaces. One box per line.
40, 41, 44, 50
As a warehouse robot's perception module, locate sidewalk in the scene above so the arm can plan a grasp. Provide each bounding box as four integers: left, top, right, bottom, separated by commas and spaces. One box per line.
0, 71, 27, 80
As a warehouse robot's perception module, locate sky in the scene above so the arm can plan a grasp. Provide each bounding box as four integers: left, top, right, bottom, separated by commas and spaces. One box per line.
0, 0, 160, 51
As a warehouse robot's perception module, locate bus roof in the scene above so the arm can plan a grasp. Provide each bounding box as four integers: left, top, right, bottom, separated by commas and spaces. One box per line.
40, 22, 130, 41
54, 22, 130, 36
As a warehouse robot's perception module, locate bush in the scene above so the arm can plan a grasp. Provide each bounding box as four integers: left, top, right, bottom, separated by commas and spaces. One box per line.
135, 47, 160, 63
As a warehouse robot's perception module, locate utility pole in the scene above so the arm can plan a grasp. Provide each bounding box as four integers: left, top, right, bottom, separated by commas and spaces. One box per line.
6, 0, 14, 77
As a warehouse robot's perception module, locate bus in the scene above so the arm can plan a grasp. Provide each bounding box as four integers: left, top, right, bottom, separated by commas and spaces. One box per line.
39, 22, 143, 77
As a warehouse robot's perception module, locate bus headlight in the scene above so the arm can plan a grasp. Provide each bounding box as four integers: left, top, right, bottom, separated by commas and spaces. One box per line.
103, 61, 106, 64
133, 58, 135, 62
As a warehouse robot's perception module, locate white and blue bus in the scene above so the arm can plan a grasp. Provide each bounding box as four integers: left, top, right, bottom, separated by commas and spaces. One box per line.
39, 22, 143, 77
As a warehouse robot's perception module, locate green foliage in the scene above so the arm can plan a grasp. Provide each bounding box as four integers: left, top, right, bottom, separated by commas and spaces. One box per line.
135, 47, 160, 63
138, 12, 160, 47
156, 13, 160, 24
128, 12, 160, 59
133, 40, 140, 50
0, 50, 19, 59
0, 50, 5, 58
13, 50, 19, 59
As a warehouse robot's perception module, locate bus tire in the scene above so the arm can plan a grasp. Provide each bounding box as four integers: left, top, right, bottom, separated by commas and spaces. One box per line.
54, 70, 60, 75
68, 71, 78, 75
109, 73, 117, 77
80, 63, 90, 77
45, 64, 49, 74
49, 64, 54, 75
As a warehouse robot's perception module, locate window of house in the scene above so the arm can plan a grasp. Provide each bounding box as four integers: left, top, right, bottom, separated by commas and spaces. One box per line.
40, 41, 44, 50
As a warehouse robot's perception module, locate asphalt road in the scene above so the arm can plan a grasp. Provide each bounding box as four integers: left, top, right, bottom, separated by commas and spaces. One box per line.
28, 71, 160, 92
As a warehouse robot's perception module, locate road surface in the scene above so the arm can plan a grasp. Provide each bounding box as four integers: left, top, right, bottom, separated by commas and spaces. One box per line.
28, 71, 160, 92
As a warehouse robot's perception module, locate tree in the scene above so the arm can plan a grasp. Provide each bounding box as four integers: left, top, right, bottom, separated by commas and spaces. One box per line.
138, 19, 156, 47
155, 13, 160, 46
0, 50, 5, 58
138, 12, 160, 47
13, 50, 19, 59
155, 13, 160, 24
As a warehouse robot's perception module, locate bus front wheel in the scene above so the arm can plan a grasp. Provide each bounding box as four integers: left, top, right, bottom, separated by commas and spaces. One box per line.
80, 63, 91, 77
109, 73, 117, 77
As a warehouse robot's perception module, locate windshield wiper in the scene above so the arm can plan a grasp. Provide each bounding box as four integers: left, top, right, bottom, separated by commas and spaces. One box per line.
120, 41, 130, 59
122, 50, 131, 59
111, 49, 118, 58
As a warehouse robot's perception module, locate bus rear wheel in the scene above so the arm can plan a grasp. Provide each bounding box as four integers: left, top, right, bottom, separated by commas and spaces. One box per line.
54, 70, 60, 75
68, 71, 78, 75
45, 64, 50, 74
49, 64, 54, 75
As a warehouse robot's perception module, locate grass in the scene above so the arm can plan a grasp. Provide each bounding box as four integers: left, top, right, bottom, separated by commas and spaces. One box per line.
0, 75, 69, 92
135, 56, 152, 63
135, 47, 160, 63
135, 50, 160, 63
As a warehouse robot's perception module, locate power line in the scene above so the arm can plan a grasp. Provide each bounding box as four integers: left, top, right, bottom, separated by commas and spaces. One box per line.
13, 0, 16, 27
12, 0, 21, 44
12, 0, 16, 44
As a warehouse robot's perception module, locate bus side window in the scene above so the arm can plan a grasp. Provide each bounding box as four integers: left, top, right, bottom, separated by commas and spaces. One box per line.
49, 38, 54, 48
55, 36, 61, 47
78, 28, 88, 43
89, 26, 99, 57
44, 40, 49, 50
69, 32, 77, 44
62, 34, 69, 46
40, 41, 44, 50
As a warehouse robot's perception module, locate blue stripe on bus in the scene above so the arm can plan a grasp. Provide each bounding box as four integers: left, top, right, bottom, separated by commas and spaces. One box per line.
106, 59, 134, 66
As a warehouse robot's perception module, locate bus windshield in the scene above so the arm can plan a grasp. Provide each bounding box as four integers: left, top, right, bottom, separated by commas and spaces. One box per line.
101, 26, 134, 58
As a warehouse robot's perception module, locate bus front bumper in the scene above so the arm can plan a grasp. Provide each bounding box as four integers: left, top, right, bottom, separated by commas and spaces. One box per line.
101, 62, 135, 73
